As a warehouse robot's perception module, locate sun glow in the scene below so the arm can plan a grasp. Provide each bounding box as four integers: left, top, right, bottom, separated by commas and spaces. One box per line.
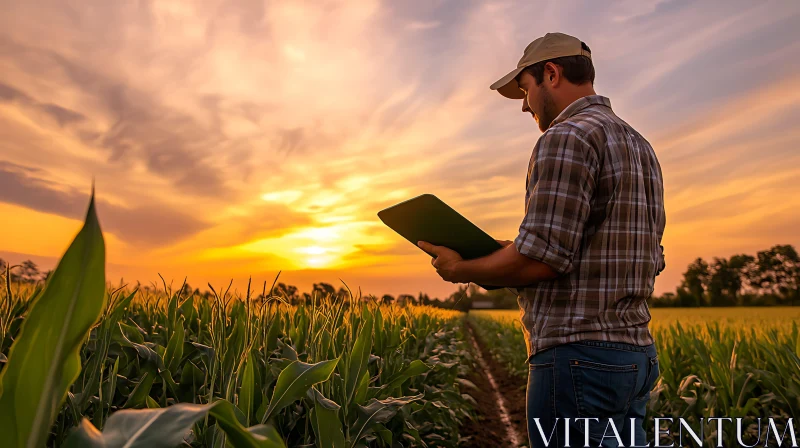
261, 190, 303, 203
213, 221, 393, 271
296, 245, 328, 255
305, 256, 333, 268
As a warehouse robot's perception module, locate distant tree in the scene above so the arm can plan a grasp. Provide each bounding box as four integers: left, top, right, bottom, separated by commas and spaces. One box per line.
18, 260, 44, 283
313, 282, 336, 299
336, 286, 351, 300
749, 245, 799, 304
707, 257, 741, 306
381, 294, 395, 305
677, 257, 710, 306
727, 254, 756, 303
397, 294, 416, 306
272, 283, 299, 302
485, 287, 520, 309
0, 258, 6, 273
417, 292, 431, 305
661, 292, 678, 307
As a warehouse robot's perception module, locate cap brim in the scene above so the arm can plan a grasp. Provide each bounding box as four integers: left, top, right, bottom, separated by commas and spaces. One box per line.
490, 66, 526, 100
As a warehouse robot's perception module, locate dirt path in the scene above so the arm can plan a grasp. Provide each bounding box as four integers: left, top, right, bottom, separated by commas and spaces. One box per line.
459, 322, 528, 448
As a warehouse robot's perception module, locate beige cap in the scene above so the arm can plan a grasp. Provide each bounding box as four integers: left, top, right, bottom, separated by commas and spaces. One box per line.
490, 32, 591, 99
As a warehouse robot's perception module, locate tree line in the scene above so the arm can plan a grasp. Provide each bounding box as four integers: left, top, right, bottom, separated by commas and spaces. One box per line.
649, 243, 799, 307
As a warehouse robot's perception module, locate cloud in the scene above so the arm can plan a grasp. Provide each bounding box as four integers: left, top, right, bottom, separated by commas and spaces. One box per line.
0, 36, 247, 200
0, 82, 87, 128
0, 161, 209, 246
407, 20, 441, 31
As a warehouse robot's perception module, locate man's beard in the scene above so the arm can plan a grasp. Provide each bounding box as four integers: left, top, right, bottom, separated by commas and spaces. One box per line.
537, 87, 558, 132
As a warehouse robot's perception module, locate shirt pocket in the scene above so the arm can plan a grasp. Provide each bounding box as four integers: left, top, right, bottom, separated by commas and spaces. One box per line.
569, 359, 639, 423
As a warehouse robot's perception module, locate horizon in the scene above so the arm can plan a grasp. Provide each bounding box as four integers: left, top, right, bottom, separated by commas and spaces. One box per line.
2, 0, 800, 299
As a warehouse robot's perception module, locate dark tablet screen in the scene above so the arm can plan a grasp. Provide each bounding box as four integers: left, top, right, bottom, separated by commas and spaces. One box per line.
377, 194, 505, 290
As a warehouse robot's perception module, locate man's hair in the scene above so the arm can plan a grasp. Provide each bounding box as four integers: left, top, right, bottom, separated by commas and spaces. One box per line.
518, 41, 595, 86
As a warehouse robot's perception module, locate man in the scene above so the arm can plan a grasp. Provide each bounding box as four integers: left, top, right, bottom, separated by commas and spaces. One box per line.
417, 32, 665, 447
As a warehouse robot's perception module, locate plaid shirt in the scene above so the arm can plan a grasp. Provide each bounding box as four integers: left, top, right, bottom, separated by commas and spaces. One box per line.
513, 95, 666, 359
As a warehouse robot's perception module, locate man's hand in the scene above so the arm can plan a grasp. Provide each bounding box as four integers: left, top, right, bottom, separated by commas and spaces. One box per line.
417, 241, 465, 283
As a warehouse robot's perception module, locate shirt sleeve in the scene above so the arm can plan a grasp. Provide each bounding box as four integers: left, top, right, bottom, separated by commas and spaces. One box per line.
514, 125, 598, 275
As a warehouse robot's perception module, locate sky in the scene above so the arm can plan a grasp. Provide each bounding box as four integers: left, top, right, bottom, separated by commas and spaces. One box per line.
1, 0, 799, 299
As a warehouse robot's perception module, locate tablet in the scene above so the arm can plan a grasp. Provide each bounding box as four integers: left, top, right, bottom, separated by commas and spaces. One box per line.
377, 194, 505, 291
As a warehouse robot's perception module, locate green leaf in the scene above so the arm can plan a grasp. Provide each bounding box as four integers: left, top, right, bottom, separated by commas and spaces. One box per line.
212, 400, 285, 448
374, 360, 430, 398
348, 394, 423, 447
308, 388, 345, 448
123, 371, 156, 409
163, 316, 185, 372
353, 369, 370, 406
0, 192, 106, 448
178, 296, 196, 329
265, 311, 282, 354
63, 400, 286, 448
222, 318, 246, 379
345, 315, 373, 407
262, 358, 340, 424
239, 350, 256, 425
376, 426, 392, 446
373, 308, 384, 355
796, 331, 800, 359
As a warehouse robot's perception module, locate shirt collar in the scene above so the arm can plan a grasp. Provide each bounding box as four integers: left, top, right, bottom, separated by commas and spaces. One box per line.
549, 95, 612, 128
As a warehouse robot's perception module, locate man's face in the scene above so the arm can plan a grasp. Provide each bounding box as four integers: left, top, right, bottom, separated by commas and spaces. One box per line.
517, 70, 557, 133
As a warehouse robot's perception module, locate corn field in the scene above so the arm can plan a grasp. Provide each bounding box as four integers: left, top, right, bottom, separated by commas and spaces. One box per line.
0, 195, 476, 447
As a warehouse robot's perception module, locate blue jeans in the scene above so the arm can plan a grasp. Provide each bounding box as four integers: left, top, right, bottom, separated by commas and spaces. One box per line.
526, 340, 659, 448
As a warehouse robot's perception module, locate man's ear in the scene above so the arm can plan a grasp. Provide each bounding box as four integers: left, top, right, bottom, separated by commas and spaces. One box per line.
545, 62, 560, 87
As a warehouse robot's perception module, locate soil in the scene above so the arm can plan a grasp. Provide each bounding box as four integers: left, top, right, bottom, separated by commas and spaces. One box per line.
459, 322, 529, 448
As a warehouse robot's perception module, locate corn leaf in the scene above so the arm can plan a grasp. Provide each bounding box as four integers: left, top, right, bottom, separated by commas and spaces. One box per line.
262, 357, 340, 424
344, 314, 372, 407
308, 387, 345, 448
348, 394, 423, 447
239, 350, 256, 425
0, 193, 106, 448
63, 400, 286, 448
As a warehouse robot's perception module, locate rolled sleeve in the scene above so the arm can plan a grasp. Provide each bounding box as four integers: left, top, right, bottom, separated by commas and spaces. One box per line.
515, 124, 597, 275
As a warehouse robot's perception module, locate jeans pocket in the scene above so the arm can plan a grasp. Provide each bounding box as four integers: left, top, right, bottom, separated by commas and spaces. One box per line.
569, 359, 639, 425
633, 355, 660, 402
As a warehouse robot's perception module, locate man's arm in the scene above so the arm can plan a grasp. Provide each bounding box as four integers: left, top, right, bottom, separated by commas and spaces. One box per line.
453, 242, 559, 286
